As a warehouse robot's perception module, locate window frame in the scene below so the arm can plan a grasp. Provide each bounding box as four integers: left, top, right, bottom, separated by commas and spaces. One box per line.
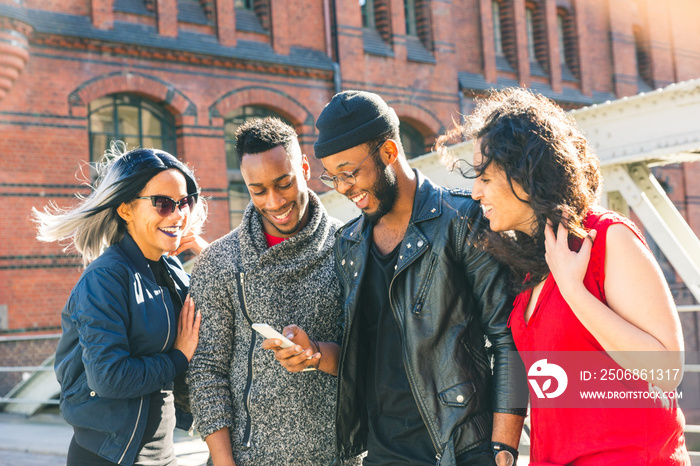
235, 0, 253, 9
87, 93, 176, 163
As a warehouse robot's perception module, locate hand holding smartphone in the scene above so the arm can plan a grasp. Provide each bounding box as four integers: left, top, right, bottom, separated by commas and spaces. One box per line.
252, 323, 316, 371
251, 323, 295, 348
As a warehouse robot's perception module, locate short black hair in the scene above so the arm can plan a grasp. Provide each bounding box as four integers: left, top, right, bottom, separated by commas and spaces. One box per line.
364, 127, 403, 161
234, 117, 299, 164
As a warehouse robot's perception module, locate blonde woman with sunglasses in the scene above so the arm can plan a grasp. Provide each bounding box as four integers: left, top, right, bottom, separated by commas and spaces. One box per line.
33, 144, 207, 466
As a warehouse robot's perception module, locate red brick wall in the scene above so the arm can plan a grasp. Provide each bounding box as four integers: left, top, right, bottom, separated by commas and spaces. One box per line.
0, 336, 60, 396
1, 0, 700, 334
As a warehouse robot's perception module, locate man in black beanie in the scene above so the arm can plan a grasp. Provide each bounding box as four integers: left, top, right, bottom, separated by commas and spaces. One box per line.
269, 90, 527, 466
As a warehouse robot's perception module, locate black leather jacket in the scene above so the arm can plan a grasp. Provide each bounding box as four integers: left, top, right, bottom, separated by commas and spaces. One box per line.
333, 171, 527, 465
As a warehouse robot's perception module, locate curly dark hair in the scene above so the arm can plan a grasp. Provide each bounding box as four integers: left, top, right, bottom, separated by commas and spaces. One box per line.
235, 116, 299, 163
437, 88, 601, 290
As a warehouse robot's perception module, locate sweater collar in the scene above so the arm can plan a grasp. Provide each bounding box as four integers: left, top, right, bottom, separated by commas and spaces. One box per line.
237, 190, 336, 271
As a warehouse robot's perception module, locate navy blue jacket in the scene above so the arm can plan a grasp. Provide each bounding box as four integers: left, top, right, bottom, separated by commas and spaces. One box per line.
54, 233, 189, 465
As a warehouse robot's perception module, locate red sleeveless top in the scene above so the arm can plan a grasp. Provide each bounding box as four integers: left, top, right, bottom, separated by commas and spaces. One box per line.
509, 208, 689, 465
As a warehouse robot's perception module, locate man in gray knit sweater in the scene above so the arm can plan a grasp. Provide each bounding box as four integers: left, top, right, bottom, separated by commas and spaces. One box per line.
187, 118, 354, 465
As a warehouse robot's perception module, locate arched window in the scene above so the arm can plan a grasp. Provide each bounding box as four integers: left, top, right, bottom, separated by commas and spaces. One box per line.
88, 94, 176, 162
399, 120, 426, 159
224, 105, 293, 228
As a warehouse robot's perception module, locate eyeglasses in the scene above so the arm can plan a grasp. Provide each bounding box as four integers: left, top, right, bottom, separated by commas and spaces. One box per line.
135, 193, 199, 217
319, 142, 384, 189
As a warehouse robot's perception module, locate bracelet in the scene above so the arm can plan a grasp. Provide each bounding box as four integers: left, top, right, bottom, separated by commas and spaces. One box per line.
492, 442, 518, 465
310, 339, 322, 368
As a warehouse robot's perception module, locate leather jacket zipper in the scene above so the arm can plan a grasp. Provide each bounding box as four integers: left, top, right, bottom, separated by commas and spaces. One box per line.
237, 272, 255, 448
118, 395, 144, 464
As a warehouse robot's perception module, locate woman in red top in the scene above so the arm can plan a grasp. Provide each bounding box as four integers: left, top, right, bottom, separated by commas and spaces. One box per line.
438, 88, 689, 465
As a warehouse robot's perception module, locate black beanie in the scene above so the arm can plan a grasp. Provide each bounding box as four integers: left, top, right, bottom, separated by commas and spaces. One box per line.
314, 90, 399, 159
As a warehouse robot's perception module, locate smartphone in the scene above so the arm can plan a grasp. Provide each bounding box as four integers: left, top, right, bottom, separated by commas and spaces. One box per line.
251, 323, 316, 371
251, 323, 295, 348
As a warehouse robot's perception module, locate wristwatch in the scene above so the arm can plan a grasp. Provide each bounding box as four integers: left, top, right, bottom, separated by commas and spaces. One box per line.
492, 441, 518, 466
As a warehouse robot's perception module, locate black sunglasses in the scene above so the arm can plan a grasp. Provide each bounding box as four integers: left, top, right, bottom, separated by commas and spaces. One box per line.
135, 193, 199, 217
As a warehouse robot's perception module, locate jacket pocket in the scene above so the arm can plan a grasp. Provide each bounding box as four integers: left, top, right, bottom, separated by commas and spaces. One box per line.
62, 374, 93, 405
412, 252, 439, 315
438, 380, 476, 407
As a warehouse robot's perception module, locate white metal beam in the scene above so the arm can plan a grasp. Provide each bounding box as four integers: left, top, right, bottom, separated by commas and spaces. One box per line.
602, 164, 700, 303
570, 79, 700, 168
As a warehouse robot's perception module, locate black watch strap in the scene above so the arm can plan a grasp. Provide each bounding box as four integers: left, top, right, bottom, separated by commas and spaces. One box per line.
492, 441, 519, 461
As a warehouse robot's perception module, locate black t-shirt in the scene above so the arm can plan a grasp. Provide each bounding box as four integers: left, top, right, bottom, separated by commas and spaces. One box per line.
147, 258, 183, 309
359, 241, 436, 465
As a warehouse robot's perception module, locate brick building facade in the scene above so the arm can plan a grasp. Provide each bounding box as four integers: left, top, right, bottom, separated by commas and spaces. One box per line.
1, 0, 700, 388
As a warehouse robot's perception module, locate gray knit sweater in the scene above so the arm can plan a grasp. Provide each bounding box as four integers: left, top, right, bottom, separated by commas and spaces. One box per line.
187, 192, 350, 465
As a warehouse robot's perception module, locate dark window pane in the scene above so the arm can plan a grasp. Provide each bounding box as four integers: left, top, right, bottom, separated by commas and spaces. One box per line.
89, 107, 115, 134
557, 14, 567, 65
142, 109, 163, 136
90, 133, 110, 162
404, 0, 417, 36
400, 120, 425, 159
493, 1, 503, 55
226, 140, 239, 170
142, 136, 162, 150
361, 0, 374, 28
122, 136, 140, 151
229, 182, 250, 228
117, 104, 140, 136
526, 8, 536, 61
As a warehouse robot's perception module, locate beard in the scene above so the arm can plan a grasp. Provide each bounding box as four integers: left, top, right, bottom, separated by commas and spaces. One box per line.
363, 158, 399, 224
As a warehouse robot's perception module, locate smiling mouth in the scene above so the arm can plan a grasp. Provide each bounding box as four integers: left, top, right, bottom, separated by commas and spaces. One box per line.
481, 205, 493, 216
349, 192, 367, 204
270, 205, 294, 222
159, 226, 181, 237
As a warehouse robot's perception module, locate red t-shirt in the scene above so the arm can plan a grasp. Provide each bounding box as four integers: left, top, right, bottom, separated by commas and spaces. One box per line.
509, 208, 689, 465
263, 230, 287, 248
